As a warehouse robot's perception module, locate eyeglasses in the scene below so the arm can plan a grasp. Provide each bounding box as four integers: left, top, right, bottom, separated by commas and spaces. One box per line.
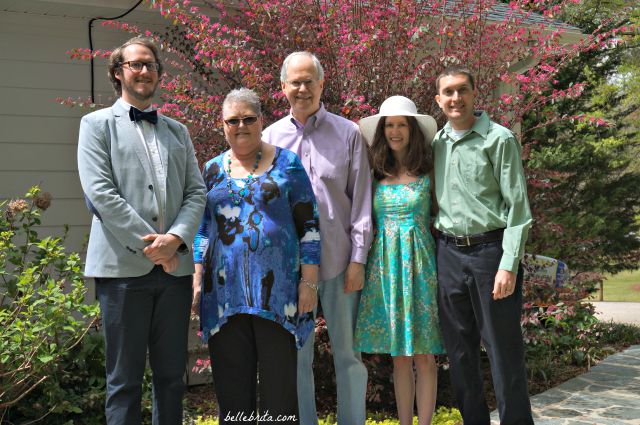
122, 61, 160, 72
286, 79, 317, 89
223, 116, 259, 127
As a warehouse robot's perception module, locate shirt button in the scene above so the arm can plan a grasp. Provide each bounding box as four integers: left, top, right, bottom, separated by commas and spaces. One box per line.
148, 185, 153, 190
453, 220, 459, 224
305, 153, 309, 157
152, 217, 158, 222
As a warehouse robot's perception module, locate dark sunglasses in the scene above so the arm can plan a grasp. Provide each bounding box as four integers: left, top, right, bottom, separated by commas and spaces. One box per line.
223, 116, 259, 127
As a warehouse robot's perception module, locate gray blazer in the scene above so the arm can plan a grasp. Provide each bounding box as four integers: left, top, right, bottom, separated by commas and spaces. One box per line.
77, 99, 206, 278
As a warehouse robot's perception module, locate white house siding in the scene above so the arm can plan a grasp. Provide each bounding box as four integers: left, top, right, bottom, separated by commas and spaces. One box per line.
0, 1, 167, 262
0, 0, 212, 385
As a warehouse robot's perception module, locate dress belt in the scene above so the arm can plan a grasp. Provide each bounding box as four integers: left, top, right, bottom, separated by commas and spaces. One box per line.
439, 228, 504, 247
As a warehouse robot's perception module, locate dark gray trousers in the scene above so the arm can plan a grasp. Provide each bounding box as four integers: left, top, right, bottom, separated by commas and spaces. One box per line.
437, 237, 533, 425
96, 266, 192, 425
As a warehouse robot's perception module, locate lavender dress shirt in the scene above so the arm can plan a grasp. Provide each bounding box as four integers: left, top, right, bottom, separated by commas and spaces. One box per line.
263, 104, 373, 281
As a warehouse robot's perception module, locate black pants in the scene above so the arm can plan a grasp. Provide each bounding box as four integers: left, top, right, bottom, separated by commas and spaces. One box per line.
208, 314, 299, 425
437, 238, 533, 425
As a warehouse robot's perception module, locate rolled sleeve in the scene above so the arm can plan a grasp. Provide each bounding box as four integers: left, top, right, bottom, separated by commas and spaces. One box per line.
497, 137, 532, 272
288, 154, 321, 265
347, 130, 373, 264
193, 205, 210, 264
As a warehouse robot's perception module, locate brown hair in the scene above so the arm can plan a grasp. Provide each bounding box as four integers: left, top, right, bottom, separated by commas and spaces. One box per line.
107, 37, 163, 96
435, 65, 475, 93
367, 116, 433, 181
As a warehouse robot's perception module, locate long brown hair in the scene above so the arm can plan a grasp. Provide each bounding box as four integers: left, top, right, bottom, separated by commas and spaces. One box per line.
367, 116, 433, 181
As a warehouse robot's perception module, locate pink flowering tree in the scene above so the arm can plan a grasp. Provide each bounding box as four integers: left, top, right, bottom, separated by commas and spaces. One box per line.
62, 0, 638, 275
63, 0, 629, 164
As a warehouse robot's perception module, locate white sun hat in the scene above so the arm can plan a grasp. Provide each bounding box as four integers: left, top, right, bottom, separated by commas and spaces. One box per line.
359, 95, 438, 146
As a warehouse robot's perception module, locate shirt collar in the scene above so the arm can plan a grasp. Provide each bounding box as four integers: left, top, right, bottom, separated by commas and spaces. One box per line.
441, 111, 489, 141
120, 98, 154, 113
288, 103, 326, 130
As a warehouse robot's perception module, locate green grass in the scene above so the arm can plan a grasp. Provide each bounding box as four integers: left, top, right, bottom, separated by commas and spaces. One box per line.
590, 269, 640, 302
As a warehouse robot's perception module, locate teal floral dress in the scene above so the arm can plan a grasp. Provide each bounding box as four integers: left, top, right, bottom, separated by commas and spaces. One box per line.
355, 175, 445, 356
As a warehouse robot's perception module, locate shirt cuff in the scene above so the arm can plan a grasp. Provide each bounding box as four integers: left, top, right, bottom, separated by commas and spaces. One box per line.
350, 248, 368, 265
498, 254, 520, 273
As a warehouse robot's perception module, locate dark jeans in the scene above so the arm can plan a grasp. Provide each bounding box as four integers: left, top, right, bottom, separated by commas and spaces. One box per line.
96, 266, 192, 425
437, 238, 533, 425
209, 314, 299, 425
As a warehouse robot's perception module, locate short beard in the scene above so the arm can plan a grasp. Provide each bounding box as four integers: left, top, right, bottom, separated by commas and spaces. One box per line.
120, 75, 159, 103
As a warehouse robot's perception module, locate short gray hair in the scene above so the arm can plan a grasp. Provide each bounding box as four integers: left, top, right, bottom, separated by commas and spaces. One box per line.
222, 88, 262, 117
280, 52, 325, 82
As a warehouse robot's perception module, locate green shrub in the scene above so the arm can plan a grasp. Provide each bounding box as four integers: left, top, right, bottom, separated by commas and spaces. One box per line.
13, 327, 156, 424
592, 321, 640, 347
0, 187, 100, 421
520, 271, 640, 385
14, 330, 106, 424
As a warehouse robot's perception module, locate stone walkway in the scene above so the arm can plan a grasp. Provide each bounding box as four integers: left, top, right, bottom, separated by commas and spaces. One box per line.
490, 345, 640, 424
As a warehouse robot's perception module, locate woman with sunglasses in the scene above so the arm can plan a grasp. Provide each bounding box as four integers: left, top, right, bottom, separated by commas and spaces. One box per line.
192, 88, 320, 424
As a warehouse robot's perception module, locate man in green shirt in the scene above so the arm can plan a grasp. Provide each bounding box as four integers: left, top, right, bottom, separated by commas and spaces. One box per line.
433, 66, 534, 425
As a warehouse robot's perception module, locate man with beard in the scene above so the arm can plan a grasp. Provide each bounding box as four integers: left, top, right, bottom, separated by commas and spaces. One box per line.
77, 37, 205, 424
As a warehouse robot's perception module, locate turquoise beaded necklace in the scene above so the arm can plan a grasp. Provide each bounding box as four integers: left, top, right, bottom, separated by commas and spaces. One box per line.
226, 147, 263, 206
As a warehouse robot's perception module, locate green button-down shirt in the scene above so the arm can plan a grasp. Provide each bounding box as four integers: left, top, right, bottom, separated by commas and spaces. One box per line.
432, 111, 532, 272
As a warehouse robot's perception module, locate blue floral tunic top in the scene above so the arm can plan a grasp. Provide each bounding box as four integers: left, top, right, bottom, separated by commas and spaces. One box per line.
194, 147, 320, 349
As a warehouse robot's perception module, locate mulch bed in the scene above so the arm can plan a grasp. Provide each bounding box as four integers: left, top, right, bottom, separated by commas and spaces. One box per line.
185, 384, 218, 418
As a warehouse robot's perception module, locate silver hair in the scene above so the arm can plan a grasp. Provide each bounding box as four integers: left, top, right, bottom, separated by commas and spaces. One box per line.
222, 88, 262, 116
280, 51, 325, 82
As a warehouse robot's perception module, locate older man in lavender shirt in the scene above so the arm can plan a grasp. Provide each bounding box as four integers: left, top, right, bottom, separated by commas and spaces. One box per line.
262, 51, 373, 425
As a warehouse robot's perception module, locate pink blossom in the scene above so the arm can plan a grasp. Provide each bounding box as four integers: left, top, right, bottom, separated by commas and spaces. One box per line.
62, 0, 625, 168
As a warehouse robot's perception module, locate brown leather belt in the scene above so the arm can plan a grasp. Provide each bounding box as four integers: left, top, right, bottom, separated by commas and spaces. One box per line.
439, 228, 504, 247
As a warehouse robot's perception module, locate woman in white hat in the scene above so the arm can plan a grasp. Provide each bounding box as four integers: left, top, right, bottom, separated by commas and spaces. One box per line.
354, 96, 445, 425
